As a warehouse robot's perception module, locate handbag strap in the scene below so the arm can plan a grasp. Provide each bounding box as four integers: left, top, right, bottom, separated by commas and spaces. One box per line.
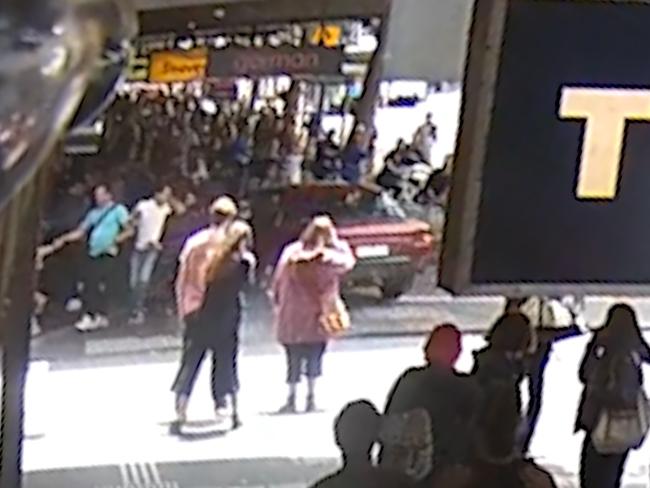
87, 204, 117, 237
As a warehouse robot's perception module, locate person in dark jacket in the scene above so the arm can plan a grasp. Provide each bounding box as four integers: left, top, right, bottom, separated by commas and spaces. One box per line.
172, 201, 256, 433
505, 296, 584, 453
310, 400, 414, 488
312, 129, 341, 181
473, 313, 532, 419
576, 303, 650, 488
383, 324, 479, 484
341, 126, 368, 184
432, 390, 557, 488
376, 139, 408, 197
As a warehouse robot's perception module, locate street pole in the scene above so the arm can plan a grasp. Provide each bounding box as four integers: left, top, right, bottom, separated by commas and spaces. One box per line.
0, 169, 47, 488
350, 0, 392, 137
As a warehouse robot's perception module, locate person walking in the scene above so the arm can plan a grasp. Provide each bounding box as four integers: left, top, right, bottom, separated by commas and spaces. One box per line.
341, 125, 368, 184
576, 303, 650, 488
128, 185, 187, 324
271, 215, 355, 413
505, 296, 585, 453
43, 184, 130, 331
171, 196, 256, 433
472, 312, 532, 445
412, 113, 437, 165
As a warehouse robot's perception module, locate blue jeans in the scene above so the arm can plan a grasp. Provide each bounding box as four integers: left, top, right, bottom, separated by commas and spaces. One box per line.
130, 248, 159, 313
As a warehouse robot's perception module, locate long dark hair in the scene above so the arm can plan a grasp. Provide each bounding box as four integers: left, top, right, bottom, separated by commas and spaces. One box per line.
486, 313, 532, 354
599, 303, 644, 352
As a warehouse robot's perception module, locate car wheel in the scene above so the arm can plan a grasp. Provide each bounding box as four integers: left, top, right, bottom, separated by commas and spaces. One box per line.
380, 275, 415, 300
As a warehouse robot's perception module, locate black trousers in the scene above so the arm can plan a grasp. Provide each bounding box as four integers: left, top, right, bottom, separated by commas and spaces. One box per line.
171, 318, 240, 403
84, 255, 115, 316
580, 436, 630, 488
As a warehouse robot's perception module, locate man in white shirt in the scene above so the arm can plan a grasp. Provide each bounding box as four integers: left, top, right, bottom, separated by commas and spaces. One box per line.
504, 295, 587, 453
129, 185, 187, 324
413, 113, 437, 165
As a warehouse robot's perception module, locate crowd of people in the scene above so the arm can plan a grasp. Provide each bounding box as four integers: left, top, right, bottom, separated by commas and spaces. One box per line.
33, 86, 446, 335
167, 199, 356, 431
312, 302, 650, 488
31, 86, 650, 488
40, 176, 647, 488
100, 88, 382, 195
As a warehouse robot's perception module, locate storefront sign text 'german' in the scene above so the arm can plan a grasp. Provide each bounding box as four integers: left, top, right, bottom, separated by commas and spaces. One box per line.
208, 47, 343, 78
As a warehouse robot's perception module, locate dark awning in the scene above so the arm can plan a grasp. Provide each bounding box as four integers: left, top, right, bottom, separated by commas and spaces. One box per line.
137, 0, 389, 37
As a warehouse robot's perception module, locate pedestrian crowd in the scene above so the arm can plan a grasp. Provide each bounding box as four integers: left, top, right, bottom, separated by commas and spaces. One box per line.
32, 85, 445, 336
30, 86, 648, 488
313, 301, 650, 488
103, 88, 379, 194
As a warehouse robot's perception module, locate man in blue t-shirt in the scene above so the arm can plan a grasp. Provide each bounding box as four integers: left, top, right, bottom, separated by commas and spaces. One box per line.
47, 184, 129, 331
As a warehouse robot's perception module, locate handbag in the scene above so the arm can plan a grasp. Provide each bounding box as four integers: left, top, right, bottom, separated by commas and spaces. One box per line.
591, 390, 650, 454
379, 408, 434, 481
319, 296, 350, 335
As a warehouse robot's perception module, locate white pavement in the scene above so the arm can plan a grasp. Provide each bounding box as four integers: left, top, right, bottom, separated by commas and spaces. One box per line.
23, 334, 650, 487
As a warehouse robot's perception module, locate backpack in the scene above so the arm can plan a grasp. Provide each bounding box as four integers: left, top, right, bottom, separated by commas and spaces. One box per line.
591, 351, 650, 454
379, 408, 433, 482
598, 351, 642, 409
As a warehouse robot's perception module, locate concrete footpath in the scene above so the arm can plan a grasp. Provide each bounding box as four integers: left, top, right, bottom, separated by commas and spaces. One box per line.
31, 294, 650, 368
21, 335, 650, 488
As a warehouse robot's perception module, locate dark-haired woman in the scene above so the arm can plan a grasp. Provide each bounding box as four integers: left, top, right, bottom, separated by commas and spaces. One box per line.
576, 303, 650, 488
472, 313, 532, 419
432, 390, 557, 488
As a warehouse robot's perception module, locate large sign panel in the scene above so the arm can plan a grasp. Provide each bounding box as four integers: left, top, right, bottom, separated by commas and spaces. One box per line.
440, 0, 650, 295
148, 48, 207, 83
208, 47, 343, 78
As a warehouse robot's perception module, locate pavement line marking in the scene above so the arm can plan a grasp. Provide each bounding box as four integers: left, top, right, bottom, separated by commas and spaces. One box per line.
118, 464, 129, 486
138, 462, 152, 486
127, 463, 143, 486
149, 462, 163, 485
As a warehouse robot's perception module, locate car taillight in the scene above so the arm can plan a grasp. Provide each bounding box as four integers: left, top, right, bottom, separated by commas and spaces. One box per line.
415, 232, 434, 247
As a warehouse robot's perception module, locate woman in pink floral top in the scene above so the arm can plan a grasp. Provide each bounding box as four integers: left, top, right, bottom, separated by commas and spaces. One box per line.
271, 215, 356, 413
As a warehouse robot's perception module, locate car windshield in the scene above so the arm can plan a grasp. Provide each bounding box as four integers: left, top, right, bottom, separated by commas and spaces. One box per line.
330, 189, 407, 221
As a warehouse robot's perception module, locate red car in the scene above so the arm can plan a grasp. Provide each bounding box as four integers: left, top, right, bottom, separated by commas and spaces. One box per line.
249, 183, 437, 299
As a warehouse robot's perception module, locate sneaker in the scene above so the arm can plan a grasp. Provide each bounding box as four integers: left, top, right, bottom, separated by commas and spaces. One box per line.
74, 314, 95, 332
93, 315, 110, 329
128, 311, 145, 325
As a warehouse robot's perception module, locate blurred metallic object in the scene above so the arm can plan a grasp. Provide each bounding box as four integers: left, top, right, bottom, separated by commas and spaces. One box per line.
0, 3, 136, 487
0, 0, 137, 212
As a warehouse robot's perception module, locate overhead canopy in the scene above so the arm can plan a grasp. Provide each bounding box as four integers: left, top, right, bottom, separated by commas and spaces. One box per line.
137, 0, 389, 37
134, 0, 472, 82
